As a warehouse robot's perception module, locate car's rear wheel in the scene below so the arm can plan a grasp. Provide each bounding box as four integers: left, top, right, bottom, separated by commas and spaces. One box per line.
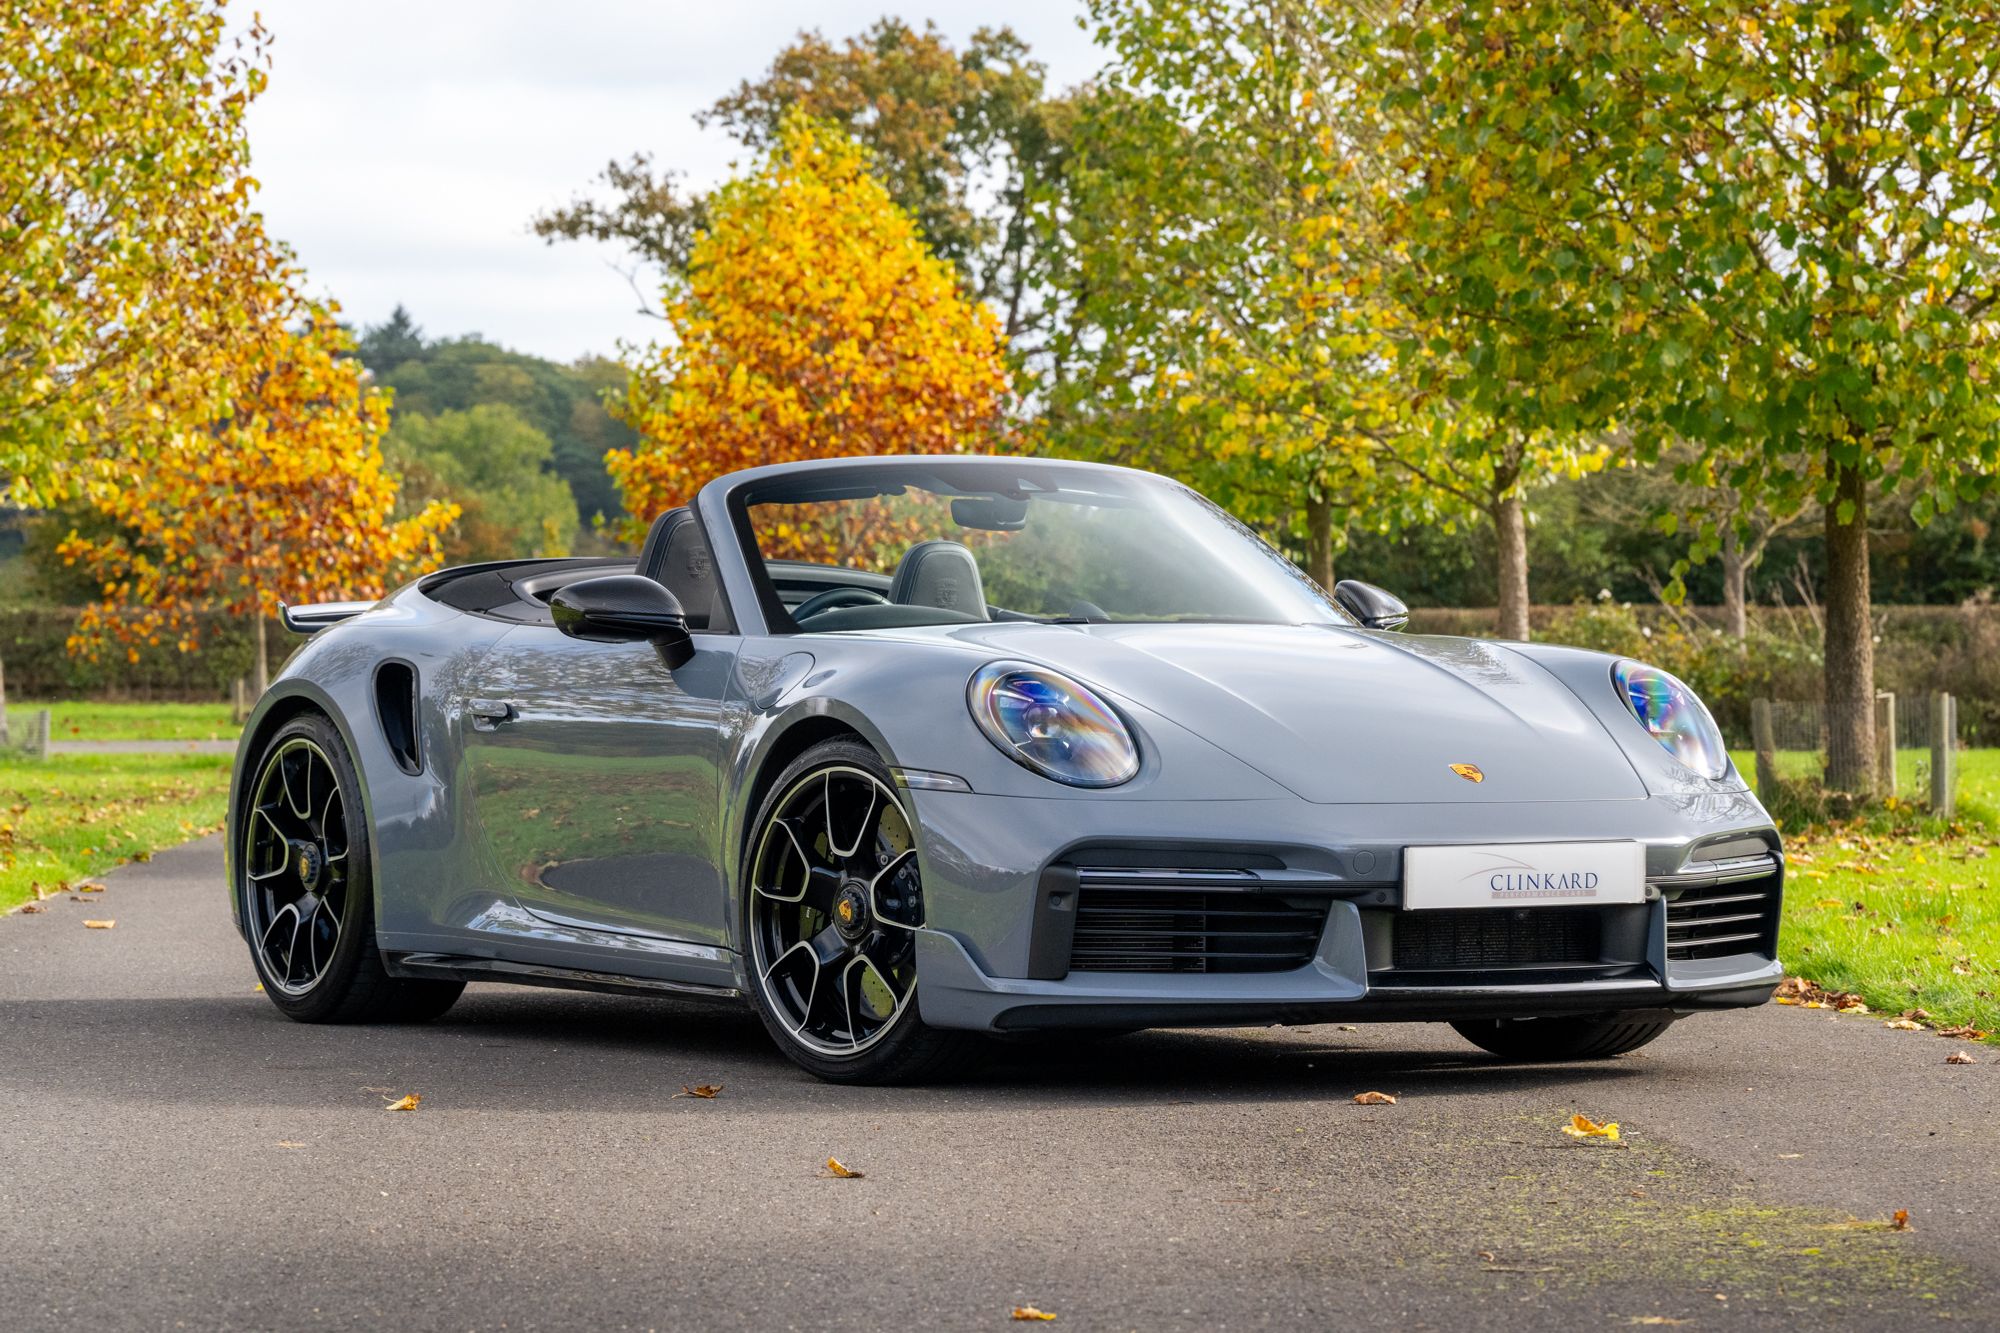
240, 713, 463, 1024
743, 738, 975, 1084
1450, 1014, 1675, 1060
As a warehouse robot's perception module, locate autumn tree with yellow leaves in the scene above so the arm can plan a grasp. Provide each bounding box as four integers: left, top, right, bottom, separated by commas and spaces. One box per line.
2, 0, 298, 496
608, 112, 1010, 530
59, 316, 458, 693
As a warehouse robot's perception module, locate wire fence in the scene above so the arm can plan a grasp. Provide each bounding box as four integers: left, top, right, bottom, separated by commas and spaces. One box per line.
1758, 696, 1943, 754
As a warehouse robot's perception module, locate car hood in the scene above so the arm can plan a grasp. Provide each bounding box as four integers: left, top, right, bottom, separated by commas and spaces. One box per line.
947, 622, 1648, 805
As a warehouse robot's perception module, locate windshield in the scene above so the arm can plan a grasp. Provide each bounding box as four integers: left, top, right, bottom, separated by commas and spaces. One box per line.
736, 461, 1350, 633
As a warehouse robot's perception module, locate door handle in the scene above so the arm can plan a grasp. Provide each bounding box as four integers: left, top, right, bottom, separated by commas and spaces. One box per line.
469, 699, 516, 730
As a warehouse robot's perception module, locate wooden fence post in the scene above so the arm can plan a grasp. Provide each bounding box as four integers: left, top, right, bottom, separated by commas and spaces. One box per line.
232, 676, 248, 725
1751, 698, 1779, 798
28, 707, 51, 761
1930, 692, 1956, 818
1874, 692, 1897, 799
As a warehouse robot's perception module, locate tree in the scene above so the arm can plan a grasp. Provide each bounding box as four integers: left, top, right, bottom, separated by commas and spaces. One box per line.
2, 0, 296, 496
384, 405, 578, 564
535, 22, 1063, 353
1385, 1, 2000, 790
58, 315, 457, 693
360, 320, 632, 526
608, 113, 1009, 529
1036, 2, 1410, 590
356, 304, 425, 376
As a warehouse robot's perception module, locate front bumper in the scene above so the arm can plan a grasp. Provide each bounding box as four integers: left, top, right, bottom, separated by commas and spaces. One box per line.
907, 788, 1783, 1033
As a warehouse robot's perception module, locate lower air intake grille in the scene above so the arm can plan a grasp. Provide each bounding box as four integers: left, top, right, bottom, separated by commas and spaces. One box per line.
1069, 887, 1329, 974
1392, 908, 1602, 973
1666, 876, 1779, 961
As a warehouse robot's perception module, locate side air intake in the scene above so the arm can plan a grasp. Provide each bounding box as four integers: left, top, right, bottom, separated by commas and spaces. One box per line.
374, 661, 422, 775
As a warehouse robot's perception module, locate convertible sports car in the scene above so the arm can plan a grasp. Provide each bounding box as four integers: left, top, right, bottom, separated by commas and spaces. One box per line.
229, 455, 1782, 1083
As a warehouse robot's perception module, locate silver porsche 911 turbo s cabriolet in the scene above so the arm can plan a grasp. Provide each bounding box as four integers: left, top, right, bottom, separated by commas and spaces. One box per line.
229, 455, 1782, 1083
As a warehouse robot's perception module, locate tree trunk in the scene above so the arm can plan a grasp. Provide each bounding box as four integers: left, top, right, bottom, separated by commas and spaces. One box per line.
1822, 461, 1876, 795
0, 649, 9, 747
1720, 524, 1749, 640
1494, 493, 1531, 641
1305, 493, 1334, 592
253, 613, 270, 699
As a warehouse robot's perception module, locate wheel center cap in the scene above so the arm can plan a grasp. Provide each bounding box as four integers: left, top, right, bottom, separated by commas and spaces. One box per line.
291, 839, 322, 892
833, 882, 870, 939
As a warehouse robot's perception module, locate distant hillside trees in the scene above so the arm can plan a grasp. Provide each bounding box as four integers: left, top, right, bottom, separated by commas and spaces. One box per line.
355, 307, 633, 529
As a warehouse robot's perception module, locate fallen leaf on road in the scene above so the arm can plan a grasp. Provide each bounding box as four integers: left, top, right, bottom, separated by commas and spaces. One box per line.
1011, 1308, 1057, 1322
1883, 1019, 1923, 1031
674, 1083, 722, 1099
1838, 1002, 1870, 1014
1352, 1090, 1397, 1105
1562, 1114, 1620, 1141
17, 904, 42, 914
83, 919, 115, 929
276, 1142, 306, 1149
1778, 1153, 1803, 1159
1477, 1250, 1496, 1263
1773, 996, 1798, 1005
823, 1157, 865, 1179
383, 1094, 421, 1112
1629, 1318, 1688, 1326
1938, 1024, 1991, 1040
80, 884, 103, 893
1946, 1051, 1977, 1065
1902, 1008, 1932, 1021
1892, 1209, 1912, 1231
253, 983, 263, 992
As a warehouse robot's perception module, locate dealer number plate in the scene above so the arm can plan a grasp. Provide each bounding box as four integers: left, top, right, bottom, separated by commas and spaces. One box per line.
1402, 841, 1646, 910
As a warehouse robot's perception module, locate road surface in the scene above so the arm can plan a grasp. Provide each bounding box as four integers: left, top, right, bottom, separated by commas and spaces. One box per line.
2, 836, 1994, 1330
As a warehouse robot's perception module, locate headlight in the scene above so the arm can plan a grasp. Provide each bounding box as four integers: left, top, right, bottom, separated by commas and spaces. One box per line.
968, 662, 1139, 788
1613, 660, 1729, 780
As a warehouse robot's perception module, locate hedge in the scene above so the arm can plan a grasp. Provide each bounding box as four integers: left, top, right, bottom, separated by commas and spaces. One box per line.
0, 607, 293, 699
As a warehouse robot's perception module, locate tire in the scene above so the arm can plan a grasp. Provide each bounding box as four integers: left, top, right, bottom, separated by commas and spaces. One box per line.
238, 712, 464, 1025
1450, 1014, 1675, 1061
740, 738, 977, 1085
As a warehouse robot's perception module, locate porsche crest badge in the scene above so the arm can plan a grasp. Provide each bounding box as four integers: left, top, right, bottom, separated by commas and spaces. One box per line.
1449, 763, 1485, 783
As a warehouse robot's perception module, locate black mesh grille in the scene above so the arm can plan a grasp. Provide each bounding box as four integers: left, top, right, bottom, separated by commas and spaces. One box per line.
1069, 888, 1328, 974
1667, 876, 1779, 960
1391, 908, 1602, 973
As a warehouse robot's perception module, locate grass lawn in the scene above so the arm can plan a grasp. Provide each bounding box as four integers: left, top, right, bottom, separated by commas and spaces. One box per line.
23, 699, 242, 742
1737, 748, 2000, 1041
0, 752, 232, 914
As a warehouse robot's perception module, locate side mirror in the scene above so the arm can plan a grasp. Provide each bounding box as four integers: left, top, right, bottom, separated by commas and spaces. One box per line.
552, 575, 693, 659
1332, 579, 1409, 632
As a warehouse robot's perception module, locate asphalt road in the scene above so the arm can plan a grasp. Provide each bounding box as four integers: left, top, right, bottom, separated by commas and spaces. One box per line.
3, 838, 1995, 1332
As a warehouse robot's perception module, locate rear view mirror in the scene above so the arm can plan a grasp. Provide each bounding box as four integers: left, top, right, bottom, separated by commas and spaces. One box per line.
1333, 579, 1409, 631
951, 496, 1029, 531
552, 575, 695, 665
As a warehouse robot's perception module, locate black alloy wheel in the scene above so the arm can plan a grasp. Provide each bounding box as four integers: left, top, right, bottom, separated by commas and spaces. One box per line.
743, 738, 973, 1083
240, 712, 462, 1024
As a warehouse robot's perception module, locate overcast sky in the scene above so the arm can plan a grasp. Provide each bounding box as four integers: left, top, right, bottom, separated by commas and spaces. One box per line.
243, 2, 1107, 364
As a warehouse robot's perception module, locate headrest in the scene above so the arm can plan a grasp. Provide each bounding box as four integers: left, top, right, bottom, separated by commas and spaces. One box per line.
887, 540, 989, 620
636, 507, 718, 630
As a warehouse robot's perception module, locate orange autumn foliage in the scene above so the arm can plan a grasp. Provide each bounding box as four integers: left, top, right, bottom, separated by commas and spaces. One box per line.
58, 314, 457, 662
608, 113, 1010, 537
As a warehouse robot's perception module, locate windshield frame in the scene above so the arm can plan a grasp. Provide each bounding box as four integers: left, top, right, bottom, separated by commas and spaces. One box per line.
708, 455, 1353, 636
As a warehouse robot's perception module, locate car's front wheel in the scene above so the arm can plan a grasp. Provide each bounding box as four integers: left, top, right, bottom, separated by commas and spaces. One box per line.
239, 713, 463, 1024
742, 738, 975, 1084
1451, 1014, 1675, 1061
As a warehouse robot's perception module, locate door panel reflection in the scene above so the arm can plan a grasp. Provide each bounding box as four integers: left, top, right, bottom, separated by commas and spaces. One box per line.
460, 625, 740, 947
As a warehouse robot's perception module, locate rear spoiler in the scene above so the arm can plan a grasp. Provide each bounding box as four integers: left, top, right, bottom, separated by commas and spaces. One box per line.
280, 600, 376, 635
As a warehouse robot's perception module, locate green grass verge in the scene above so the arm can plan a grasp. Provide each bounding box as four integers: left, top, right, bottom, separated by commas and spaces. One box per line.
22, 699, 242, 742
0, 752, 232, 914
1733, 748, 2000, 1039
